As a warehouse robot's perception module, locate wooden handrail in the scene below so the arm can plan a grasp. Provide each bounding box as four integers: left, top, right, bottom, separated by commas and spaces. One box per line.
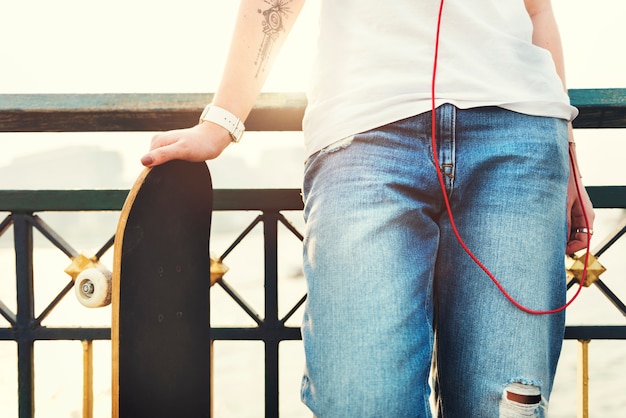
1, 89, 625, 132
0, 92, 305, 132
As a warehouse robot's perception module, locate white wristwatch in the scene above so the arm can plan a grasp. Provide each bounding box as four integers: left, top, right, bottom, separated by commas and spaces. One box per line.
199, 104, 245, 143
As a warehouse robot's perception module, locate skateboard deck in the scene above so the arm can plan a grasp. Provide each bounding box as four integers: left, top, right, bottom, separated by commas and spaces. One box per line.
111, 160, 212, 418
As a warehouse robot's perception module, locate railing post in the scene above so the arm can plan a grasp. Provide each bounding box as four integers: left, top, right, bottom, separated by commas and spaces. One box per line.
82, 340, 94, 418
14, 213, 35, 418
264, 211, 280, 418
578, 340, 590, 418
209, 340, 214, 417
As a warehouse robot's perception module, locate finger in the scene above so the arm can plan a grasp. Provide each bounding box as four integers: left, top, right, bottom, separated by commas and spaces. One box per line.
140, 153, 156, 167
566, 228, 594, 254
141, 140, 188, 167
142, 130, 193, 166
149, 130, 183, 151
139, 134, 175, 166
565, 234, 587, 254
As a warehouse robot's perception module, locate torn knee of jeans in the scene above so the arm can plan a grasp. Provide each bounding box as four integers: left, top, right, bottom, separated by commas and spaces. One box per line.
322, 135, 354, 153
500, 382, 543, 418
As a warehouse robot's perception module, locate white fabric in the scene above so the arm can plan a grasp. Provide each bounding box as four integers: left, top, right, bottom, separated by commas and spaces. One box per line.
302, 0, 577, 158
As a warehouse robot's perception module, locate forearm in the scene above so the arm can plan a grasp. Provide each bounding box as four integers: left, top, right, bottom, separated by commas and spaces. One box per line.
213, 0, 305, 121
525, 0, 566, 88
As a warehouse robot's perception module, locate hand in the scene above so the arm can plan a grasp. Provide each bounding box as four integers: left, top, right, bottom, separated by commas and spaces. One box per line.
566, 172, 595, 254
140, 122, 233, 167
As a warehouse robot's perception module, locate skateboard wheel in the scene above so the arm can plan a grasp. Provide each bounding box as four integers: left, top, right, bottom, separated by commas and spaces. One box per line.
75, 267, 112, 308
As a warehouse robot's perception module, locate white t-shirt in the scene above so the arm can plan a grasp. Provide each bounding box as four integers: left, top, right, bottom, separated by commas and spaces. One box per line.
302, 0, 578, 158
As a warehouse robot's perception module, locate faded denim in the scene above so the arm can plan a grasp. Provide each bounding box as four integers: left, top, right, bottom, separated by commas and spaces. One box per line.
300, 104, 569, 417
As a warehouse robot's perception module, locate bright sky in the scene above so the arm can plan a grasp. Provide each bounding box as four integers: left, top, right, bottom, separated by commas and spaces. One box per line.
1, 1, 625, 92
1, 0, 625, 184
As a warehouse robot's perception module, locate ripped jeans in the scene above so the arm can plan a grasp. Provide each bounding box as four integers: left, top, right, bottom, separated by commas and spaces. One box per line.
300, 105, 569, 417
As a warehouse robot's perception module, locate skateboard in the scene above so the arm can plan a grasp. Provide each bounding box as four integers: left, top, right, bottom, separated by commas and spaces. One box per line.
90, 160, 212, 417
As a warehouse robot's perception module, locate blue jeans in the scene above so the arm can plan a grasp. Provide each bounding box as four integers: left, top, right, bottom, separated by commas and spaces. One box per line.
300, 105, 569, 417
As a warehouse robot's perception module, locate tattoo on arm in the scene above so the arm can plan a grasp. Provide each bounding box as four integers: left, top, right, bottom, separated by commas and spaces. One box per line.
255, 0, 293, 78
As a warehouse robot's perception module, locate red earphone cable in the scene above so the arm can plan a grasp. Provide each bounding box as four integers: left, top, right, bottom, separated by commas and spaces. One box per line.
431, 0, 591, 314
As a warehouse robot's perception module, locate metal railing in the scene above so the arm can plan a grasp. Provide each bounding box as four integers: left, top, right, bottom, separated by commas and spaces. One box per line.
1, 90, 626, 417
0, 188, 305, 417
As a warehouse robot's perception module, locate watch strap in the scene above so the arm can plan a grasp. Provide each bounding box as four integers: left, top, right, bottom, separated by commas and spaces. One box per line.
199, 104, 245, 143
